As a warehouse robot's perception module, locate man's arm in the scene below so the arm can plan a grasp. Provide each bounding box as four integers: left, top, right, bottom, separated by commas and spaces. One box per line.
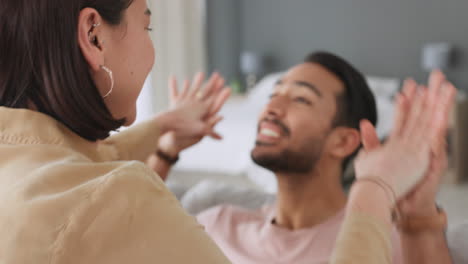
397, 153, 452, 263
400, 218, 452, 263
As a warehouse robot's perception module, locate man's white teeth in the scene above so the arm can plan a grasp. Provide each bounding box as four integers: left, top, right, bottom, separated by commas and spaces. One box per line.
260, 128, 280, 138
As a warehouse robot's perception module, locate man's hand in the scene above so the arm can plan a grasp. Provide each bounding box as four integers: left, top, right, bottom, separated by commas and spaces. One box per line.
397, 71, 453, 217
360, 71, 455, 215
360, 70, 456, 264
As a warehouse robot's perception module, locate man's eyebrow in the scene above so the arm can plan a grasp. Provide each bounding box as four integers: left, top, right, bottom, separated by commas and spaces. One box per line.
145, 8, 152, 16
294, 81, 323, 97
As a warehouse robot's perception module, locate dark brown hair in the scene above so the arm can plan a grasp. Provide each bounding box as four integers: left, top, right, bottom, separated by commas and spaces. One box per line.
305, 52, 377, 130
305, 51, 377, 184
0, 0, 134, 141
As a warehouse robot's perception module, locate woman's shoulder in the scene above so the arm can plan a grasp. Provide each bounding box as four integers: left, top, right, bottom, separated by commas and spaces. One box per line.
51, 159, 169, 198
4, 146, 169, 206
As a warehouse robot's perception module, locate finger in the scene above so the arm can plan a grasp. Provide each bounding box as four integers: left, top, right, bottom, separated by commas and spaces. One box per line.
208, 115, 224, 126
402, 78, 418, 101
208, 131, 223, 140
391, 79, 417, 140
360, 119, 380, 150
415, 86, 437, 142
390, 92, 409, 140
203, 76, 225, 100
425, 71, 446, 137
404, 89, 433, 156
430, 82, 457, 143
189, 72, 208, 98
208, 87, 232, 117
441, 82, 457, 130
180, 79, 191, 99
205, 115, 224, 138
169, 76, 179, 103
428, 70, 446, 96
198, 72, 221, 100
402, 86, 429, 143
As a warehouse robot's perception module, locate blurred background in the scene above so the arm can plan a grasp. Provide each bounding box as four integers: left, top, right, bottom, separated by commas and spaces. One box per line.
136, 0, 468, 225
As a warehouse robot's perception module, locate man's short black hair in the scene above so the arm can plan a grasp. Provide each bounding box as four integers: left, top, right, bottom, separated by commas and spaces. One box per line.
305, 51, 377, 129
305, 51, 377, 184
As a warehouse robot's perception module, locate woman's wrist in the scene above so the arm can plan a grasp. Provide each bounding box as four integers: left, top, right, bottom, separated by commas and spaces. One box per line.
152, 111, 172, 136
155, 148, 179, 165
348, 180, 394, 225
153, 110, 181, 136
157, 132, 181, 157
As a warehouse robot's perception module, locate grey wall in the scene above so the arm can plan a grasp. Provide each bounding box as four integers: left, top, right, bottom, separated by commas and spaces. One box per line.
207, 0, 468, 89
206, 0, 241, 83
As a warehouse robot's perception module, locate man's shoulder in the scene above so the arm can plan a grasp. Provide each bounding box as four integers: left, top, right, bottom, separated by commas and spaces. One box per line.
197, 204, 271, 230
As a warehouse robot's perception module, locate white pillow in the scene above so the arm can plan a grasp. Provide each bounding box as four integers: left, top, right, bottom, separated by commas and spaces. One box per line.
180, 180, 275, 215
366, 76, 400, 99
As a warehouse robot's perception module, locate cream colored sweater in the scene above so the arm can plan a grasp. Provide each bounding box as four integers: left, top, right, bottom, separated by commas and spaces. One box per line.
331, 212, 392, 264
0, 107, 229, 264
0, 106, 394, 264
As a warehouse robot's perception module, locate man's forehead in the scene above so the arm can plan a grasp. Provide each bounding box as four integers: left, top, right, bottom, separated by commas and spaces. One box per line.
280, 63, 345, 94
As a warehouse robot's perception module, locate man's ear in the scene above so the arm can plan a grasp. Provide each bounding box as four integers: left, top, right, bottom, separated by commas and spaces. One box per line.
77, 8, 105, 72
325, 127, 361, 159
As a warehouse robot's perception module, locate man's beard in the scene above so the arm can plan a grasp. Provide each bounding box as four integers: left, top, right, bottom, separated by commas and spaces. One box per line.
251, 140, 324, 174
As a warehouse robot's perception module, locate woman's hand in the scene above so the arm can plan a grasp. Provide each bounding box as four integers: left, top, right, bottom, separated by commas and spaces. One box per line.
157, 72, 231, 156
355, 71, 456, 201
395, 72, 455, 216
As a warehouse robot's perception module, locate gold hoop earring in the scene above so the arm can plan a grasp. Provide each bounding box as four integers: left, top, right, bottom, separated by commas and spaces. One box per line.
100, 65, 114, 98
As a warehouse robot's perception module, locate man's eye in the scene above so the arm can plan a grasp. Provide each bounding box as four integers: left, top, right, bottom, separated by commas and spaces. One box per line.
294, 97, 312, 105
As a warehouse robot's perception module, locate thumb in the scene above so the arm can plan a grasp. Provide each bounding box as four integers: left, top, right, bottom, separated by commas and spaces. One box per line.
360, 119, 380, 150
168, 76, 178, 102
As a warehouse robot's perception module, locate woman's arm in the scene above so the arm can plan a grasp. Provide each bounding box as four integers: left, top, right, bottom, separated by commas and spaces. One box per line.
331, 182, 393, 264
102, 73, 230, 168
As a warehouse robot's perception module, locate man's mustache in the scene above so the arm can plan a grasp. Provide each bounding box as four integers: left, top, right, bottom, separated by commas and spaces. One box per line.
258, 118, 290, 136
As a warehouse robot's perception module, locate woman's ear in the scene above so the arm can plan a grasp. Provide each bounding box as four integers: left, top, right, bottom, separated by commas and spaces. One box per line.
326, 127, 362, 159
77, 8, 105, 72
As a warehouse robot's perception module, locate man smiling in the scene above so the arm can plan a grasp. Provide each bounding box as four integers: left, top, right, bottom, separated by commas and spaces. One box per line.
195, 52, 405, 263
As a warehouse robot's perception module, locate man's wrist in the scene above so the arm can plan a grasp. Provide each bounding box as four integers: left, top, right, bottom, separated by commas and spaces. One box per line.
396, 206, 447, 234
402, 204, 439, 218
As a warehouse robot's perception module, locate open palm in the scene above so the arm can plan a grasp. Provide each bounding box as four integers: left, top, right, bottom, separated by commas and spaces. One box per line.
359, 71, 456, 214
158, 72, 231, 155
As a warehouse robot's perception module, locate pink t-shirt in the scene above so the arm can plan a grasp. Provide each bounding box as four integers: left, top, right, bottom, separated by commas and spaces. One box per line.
197, 205, 403, 264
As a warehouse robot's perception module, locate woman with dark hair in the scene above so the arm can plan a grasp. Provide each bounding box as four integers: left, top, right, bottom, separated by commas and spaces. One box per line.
0, 0, 231, 262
